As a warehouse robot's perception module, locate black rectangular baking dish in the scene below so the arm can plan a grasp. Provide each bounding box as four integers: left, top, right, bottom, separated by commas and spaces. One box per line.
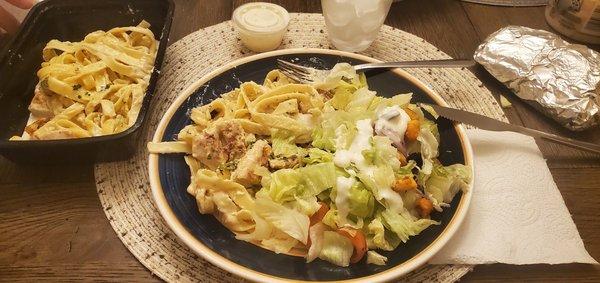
0, 0, 174, 164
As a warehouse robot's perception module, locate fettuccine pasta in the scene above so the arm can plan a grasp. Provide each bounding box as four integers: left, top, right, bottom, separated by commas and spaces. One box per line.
11, 21, 157, 140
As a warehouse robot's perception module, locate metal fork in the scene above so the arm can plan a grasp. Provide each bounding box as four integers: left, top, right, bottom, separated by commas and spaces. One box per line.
276, 59, 476, 84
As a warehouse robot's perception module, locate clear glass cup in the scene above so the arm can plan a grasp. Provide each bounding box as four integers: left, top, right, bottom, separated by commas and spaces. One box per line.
321, 0, 393, 52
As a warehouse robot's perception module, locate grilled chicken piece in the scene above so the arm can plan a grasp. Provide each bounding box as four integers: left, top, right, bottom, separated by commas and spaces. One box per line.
28, 83, 55, 118
231, 139, 271, 186
192, 120, 247, 170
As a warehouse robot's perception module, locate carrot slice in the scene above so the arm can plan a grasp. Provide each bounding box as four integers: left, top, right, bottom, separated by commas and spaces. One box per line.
309, 202, 329, 226
337, 227, 367, 263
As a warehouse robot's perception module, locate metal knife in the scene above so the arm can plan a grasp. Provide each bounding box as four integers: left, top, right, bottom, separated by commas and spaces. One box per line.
424, 104, 600, 155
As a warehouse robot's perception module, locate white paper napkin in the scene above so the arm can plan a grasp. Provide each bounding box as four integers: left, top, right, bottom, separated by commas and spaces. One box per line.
430, 129, 597, 265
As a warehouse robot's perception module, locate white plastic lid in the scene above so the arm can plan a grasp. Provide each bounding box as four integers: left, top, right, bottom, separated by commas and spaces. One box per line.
232, 2, 290, 34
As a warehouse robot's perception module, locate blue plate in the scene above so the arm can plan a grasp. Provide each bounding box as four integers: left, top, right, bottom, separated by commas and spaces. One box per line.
149, 49, 473, 282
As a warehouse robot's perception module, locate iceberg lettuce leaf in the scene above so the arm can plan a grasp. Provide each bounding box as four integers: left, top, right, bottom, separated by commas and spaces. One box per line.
381, 209, 438, 243
307, 222, 327, 262
235, 212, 273, 242
255, 197, 310, 244
367, 216, 400, 251
303, 148, 334, 165
312, 110, 357, 152
366, 251, 388, 265
318, 231, 354, 267
357, 165, 405, 213
288, 195, 321, 216
395, 160, 416, 178
267, 162, 336, 202
266, 169, 301, 202
363, 136, 401, 171
260, 229, 299, 254
330, 85, 356, 110
416, 119, 440, 175
345, 87, 376, 112
369, 93, 412, 112
302, 162, 337, 196
422, 163, 472, 210
314, 63, 365, 91
348, 181, 375, 218
322, 207, 338, 229
271, 130, 307, 158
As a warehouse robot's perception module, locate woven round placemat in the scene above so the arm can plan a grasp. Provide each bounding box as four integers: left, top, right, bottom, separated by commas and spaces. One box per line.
95, 13, 507, 282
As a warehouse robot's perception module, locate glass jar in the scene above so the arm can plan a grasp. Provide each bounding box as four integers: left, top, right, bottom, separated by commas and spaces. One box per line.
546, 0, 600, 44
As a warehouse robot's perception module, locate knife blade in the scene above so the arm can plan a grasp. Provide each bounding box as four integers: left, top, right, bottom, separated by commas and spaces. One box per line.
423, 104, 600, 155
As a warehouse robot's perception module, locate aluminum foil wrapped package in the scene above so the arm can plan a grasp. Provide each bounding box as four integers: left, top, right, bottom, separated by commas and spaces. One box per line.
474, 26, 600, 131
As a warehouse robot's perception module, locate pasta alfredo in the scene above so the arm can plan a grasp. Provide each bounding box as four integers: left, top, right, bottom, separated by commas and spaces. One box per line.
11, 21, 157, 140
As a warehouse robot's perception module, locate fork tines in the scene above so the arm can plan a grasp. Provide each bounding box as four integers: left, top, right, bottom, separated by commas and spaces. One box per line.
276, 59, 315, 84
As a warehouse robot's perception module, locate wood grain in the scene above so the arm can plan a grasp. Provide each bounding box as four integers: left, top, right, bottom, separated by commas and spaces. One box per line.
0, 181, 158, 281
1, 0, 599, 282
387, 0, 481, 60
168, 0, 233, 43
0, 264, 159, 282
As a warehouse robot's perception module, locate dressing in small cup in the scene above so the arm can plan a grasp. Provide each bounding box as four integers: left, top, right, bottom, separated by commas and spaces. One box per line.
232, 2, 290, 52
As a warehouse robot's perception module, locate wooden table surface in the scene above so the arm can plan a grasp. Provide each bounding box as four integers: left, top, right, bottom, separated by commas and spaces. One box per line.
1, 0, 600, 282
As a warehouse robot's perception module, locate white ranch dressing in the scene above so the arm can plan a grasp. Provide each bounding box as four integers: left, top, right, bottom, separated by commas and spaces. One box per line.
377, 184, 404, 213
374, 106, 410, 148
333, 119, 404, 213
241, 9, 280, 29
333, 119, 373, 171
